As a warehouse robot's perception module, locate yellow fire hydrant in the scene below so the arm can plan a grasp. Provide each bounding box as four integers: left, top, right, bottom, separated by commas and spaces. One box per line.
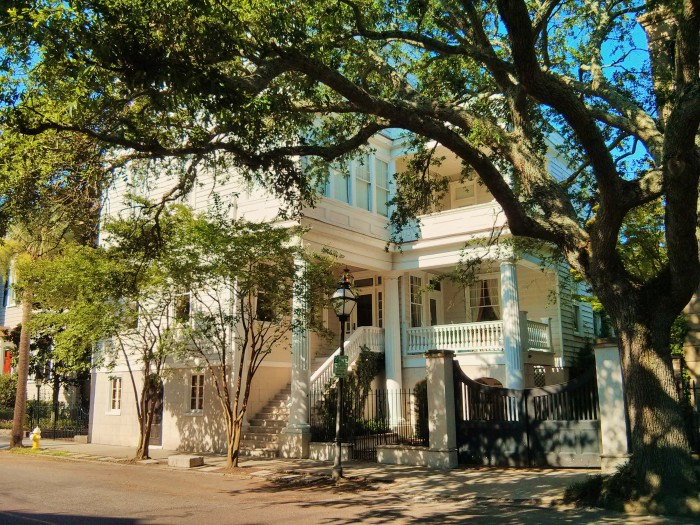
31, 426, 41, 449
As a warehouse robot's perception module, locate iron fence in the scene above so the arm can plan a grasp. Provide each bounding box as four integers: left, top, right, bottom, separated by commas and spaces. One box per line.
28, 401, 89, 439
310, 386, 428, 461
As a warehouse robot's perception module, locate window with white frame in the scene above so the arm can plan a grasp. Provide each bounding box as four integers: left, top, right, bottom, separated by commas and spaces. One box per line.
375, 159, 390, 217
3, 266, 15, 308
377, 291, 383, 328
469, 278, 500, 322
355, 156, 371, 211
189, 373, 204, 413
410, 276, 423, 328
331, 167, 351, 204
109, 377, 122, 412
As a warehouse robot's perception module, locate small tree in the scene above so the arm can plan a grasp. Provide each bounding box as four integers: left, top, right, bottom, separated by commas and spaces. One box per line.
166, 206, 335, 467
28, 202, 188, 459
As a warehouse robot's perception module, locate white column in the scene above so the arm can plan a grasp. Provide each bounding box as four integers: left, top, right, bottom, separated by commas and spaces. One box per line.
500, 260, 524, 389
384, 275, 403, 425
280, 259, 311, 458
425, 350, 458, 468
384, 276, 402, 391
594, 340, 630, 473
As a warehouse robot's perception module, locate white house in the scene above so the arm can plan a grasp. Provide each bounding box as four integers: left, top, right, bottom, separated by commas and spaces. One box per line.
84, 131, 599, 459
0, 131, 595, 453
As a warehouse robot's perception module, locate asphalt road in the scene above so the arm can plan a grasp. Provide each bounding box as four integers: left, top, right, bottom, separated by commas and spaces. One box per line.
0, 452, 693, 524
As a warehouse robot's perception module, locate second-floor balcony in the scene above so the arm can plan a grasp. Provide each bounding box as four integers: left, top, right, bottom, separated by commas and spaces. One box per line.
405, 319, 552, 356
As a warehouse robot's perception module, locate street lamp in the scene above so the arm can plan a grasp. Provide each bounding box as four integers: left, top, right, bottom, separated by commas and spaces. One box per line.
34, 375, 43, 428
330, 267, 357, 480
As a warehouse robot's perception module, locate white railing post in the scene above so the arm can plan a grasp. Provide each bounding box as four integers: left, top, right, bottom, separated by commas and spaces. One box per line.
541, 317, 553, 350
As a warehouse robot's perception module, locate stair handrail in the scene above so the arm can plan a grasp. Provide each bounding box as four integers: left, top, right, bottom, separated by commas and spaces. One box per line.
310, 326, 384, 394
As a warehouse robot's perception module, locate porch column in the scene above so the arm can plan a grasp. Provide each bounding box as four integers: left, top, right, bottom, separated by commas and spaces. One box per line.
384, 275, 403, 424
500, 260, 524, 389
280, 259, 311, 458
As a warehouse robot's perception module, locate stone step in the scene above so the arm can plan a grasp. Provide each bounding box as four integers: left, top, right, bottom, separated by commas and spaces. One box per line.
241, 433, 280, 443
249, 418, 287, 428
258, 407, 290, 416
240, 438, 279, 449
238, 447, 278, 458
244, 425, 283, 434
253, 412, 288, 421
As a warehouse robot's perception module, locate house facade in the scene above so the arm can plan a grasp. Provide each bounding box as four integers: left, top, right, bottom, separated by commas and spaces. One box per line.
85, 132, 600, 457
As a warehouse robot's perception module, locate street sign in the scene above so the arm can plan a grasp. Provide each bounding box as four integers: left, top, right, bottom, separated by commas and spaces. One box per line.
333, 355, 349, 378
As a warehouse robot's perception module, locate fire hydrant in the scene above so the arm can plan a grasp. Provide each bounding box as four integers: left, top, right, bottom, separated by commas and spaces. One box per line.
31, 426, 41, 449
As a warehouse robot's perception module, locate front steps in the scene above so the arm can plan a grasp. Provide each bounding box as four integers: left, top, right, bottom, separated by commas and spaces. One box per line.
238, 384, 290, 458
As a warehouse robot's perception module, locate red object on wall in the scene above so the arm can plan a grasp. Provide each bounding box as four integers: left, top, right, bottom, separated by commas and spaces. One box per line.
2, 351, 10, 374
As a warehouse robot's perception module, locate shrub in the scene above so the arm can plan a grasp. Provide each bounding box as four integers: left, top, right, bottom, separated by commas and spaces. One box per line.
0, 374, 17, 408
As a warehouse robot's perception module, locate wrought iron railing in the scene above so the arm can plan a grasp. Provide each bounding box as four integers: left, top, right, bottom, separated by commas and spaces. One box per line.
309, 387, 428, 461
28, 402, 89, 439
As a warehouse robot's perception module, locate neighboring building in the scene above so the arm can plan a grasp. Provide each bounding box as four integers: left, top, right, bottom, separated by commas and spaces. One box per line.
88, 133, 596, 457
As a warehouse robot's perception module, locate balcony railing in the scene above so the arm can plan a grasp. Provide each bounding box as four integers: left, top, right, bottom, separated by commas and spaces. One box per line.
406, 321, 504, 355
406, 319, 552, 356
310, 326, 384, 393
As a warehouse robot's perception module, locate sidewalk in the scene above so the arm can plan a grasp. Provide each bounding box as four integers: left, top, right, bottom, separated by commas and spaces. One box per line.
1, 435, 597, 506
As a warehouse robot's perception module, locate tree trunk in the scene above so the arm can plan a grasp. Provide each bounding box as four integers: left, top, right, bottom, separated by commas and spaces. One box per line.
618, 314, 696, 497
231, 417, 244, 468
10, 294, 32, 448
225, 421, 235, 469
136, 395, 153, 460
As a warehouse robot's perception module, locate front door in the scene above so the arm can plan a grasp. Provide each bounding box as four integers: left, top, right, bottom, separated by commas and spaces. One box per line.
353, 293, 373, 332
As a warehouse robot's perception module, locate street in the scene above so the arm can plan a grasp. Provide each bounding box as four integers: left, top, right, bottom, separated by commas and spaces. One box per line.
0, 452, 692, 524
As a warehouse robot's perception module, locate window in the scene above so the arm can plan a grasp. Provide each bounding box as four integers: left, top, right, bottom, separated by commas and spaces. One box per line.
469, 278, 500, 322
175, 293, 191, 324
331, 167, 350, 204
375, 159, 390, 216
451, 179, 477, 208
255, 291, 275, 322
189, 373, 204, 413
109, 377, 122, 412
573, 304, 582, 333
355, 156, 371, 211
410, 276, 423, 328
377, 291, 383, 329
3, 267, 15, 308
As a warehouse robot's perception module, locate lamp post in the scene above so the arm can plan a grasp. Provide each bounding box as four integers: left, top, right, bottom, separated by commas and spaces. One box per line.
330, 267, 356, 480
34, 376, 42, 428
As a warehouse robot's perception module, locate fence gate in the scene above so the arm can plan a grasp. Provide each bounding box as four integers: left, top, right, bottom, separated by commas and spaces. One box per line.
454, 366, 600, 468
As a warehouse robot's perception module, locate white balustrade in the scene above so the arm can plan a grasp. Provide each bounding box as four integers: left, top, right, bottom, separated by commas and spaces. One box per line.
310, 326, 384, 393
406, 321, 504, 355
526, 320, 551, 351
